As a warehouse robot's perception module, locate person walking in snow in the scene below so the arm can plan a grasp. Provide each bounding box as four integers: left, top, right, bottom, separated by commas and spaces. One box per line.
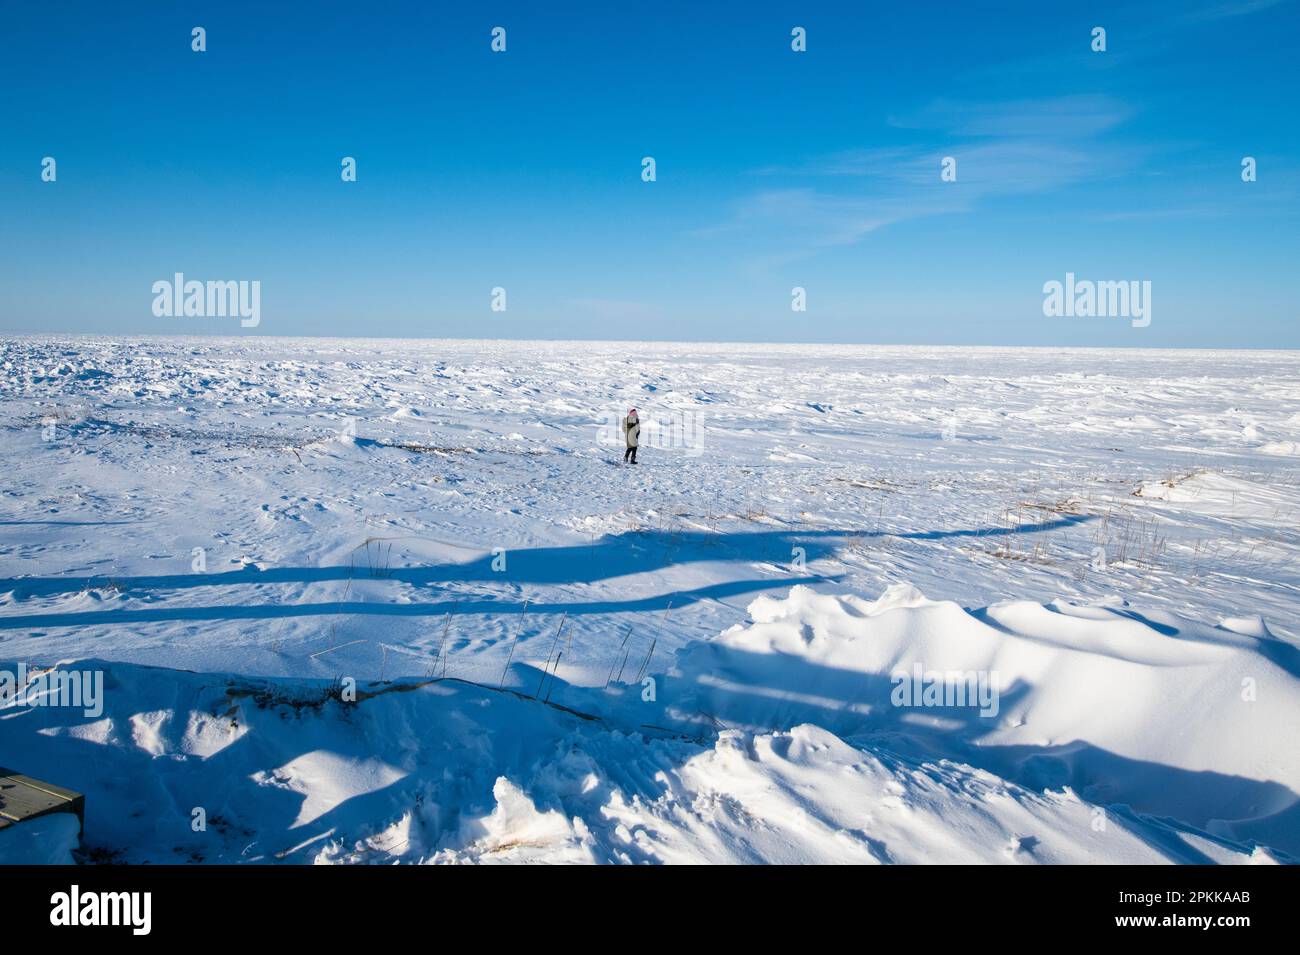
623, 408, 640, 464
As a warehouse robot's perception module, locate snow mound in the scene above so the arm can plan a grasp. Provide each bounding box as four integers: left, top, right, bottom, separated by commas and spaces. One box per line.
649, 724, 1269, 864
669, 584, 1300, 854
436, 777, 595, 864
0, 646, 1286, 864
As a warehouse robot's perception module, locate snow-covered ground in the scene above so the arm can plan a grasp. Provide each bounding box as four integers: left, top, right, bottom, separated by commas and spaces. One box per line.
1, 335, 1298, 863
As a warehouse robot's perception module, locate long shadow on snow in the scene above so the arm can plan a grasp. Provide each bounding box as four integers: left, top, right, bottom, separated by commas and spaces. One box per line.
0, 577, 831, 630
0, 516, 1094, 601
0, 517, 1096, 631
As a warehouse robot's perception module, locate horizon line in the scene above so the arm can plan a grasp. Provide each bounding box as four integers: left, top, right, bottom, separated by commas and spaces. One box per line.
3, 329, 1298, 355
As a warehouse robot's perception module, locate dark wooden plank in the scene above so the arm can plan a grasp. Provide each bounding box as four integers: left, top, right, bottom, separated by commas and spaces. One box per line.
0, 766, 85, 832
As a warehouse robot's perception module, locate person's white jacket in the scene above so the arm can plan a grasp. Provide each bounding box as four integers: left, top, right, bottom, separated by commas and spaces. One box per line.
624, 414, 640, 448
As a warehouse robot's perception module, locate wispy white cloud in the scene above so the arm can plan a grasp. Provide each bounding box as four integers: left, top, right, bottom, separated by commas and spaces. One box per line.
692, 187, 936, 249
701, 96, 1143, 267
887, 94, 1134, 139
1185, 0, 1291, 21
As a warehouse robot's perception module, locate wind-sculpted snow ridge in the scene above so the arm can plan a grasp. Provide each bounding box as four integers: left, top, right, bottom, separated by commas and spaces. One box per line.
666, 584, 1300, 858
1, 584, 1293, 864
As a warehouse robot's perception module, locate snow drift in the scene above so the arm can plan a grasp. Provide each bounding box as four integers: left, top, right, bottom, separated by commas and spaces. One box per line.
1, 584, 1294, 864
668, 584, 1300, 855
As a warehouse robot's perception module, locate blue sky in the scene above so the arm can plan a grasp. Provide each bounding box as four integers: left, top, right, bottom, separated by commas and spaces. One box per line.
2, 0, 1297, 346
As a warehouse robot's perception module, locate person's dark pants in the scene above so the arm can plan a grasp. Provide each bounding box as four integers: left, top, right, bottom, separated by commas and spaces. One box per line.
624, 446, 637, 463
